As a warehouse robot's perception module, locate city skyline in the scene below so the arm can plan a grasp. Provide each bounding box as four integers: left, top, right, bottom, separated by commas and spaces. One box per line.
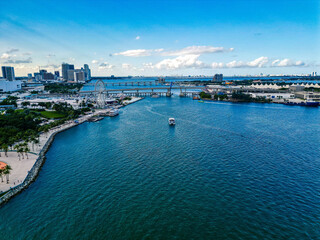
0, 0, 319, 76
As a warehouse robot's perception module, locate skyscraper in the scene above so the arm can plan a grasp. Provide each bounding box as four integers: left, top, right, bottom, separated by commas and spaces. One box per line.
1, 66, 15, 81
67, 69, 75, 81
84, 64, 91, 81
74, 70, 85, 83
62, 63, 74, 81
212, 74, 223, 82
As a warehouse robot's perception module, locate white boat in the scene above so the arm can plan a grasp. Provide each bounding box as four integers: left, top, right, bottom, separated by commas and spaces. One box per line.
168, 118, 175, 125
109, 109, 119, 117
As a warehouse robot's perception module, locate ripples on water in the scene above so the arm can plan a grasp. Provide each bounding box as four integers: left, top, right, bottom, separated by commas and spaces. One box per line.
0, 97, 320, 239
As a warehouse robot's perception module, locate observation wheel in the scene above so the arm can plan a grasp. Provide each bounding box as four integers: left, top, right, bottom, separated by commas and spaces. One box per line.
95, 80, 106, 108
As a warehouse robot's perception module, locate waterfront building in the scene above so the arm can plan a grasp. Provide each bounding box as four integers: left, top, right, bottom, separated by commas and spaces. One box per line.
62, 63, 74, 81
0, 80, 22, 92
27, 73, 32, 80
1, 66, 15, 81
212, 74, 223, 82
295, 91, 320, 101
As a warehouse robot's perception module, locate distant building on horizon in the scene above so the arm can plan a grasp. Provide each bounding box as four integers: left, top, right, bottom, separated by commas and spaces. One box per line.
62, 63, 74, 81
54, 71, 60, 77
43, 72, 54, 80
212, 74, 223, 82
1, 66, 15, 81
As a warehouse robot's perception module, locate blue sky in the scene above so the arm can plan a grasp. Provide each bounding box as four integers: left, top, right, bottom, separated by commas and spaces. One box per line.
0, 0, 319, 76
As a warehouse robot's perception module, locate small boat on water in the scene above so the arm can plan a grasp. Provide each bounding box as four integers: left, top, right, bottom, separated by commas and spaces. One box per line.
193, 96, 200, 100
151, 93, 159, 98
198, 100, 204, 103
168, 118, 175, 125
88, 116, 104, 122
109, 109, 119, 117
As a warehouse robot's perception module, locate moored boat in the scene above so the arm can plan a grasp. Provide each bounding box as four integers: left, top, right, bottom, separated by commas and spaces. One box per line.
283, 101, 319, 107
109, 109, 119, 117
193, 96, 200, 100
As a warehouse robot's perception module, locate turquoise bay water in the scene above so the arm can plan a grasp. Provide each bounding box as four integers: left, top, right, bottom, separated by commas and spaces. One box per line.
1, 97, 320, 239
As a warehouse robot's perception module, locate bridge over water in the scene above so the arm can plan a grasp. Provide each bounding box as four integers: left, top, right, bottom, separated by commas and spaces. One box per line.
85, 81, 159, 87
80, 86, 205, 97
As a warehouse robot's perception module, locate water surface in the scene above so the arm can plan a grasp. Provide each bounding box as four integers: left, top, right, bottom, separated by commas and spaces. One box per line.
1, 97, 319, 239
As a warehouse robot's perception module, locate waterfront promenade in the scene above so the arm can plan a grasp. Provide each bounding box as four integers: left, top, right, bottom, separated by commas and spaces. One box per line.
0, 111, 103, 195
0, 97, 142, 202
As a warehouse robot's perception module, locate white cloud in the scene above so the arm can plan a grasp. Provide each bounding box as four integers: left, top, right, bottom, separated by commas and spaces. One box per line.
4, 57, 32, 64
99, 62, 114, 70
1, 53, 10, 59
162, 46, 234, 56
272, 58, 305, 67
210, 62, 225, 68
122, 63, 132, 69
225, 57, 269, 68
153, 55, 204, 70
150, 56, 272, 70
135, 36, 140, 40
114, 49, 164, 57
113, 46, 233, 57
41, 64, 60, 69
92, 60, 99, 64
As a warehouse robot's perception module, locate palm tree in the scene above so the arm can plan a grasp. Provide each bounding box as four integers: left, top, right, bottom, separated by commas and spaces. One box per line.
14, 144, 19, 159
3, 165, 12, 184
24, 146, 30, 159
19, 147, 24, 159
0, 169, 3, 182
2, 144, 8, 157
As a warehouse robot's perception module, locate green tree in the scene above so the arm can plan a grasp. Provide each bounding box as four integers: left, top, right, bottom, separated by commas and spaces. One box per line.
3, 165, 12, 184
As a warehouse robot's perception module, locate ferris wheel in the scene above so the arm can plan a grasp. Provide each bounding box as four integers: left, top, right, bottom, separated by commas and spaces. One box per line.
95, 80, 106, 108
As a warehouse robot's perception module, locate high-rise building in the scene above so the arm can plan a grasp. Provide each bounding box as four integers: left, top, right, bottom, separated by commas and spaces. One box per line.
1, 66, 15, 81
43, 72, 55, 80
39, 69, 47, 78
212, 74, 223, 82
67, 69, 75, 81
62, 63, 74, 81
74, 70, 85, 83
84, 64, 91, 81
54, 71, 60, 77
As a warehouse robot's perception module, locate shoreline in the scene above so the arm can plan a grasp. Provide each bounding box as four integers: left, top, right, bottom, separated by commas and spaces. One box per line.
0, 97, 143, 206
